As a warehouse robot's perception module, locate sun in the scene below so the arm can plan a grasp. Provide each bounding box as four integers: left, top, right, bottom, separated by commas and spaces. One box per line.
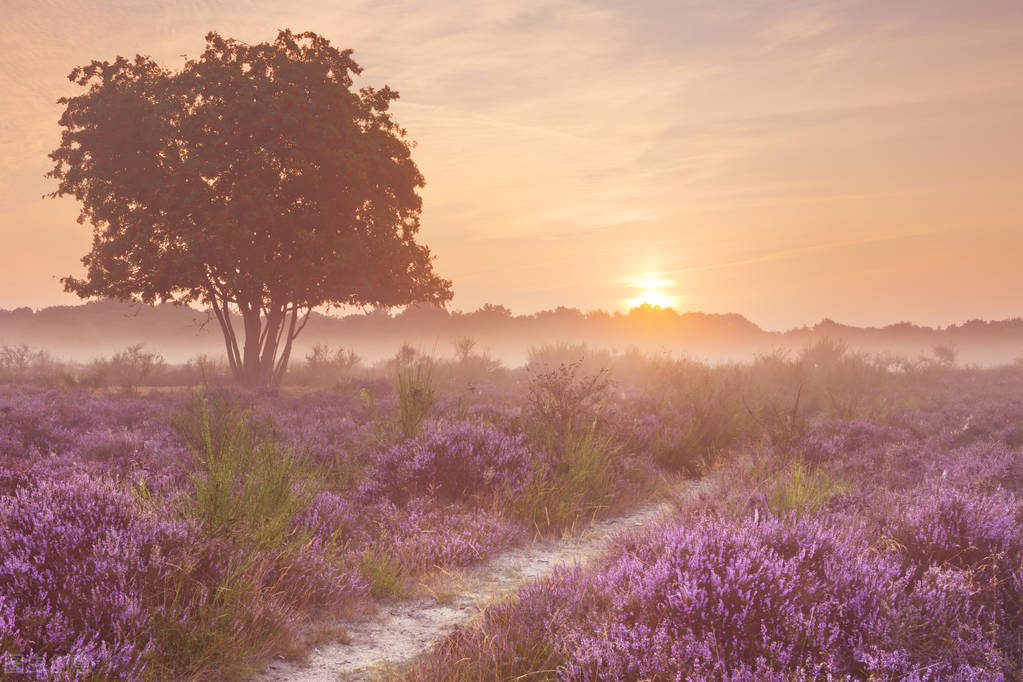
625, 288, 677, 309
622, 273, 681, 310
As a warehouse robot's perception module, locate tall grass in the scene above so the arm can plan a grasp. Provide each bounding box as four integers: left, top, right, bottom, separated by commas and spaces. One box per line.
397, 357, 435, 439
177, 389, 309, 548
148, 547, 300, 680
766, 459, 842, 520
150, 389, 329, 678
516, 361, 620, 535
512, 423, 617, 536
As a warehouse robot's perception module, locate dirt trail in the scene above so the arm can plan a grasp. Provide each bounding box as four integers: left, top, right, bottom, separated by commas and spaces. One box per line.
257, 483, 700, 681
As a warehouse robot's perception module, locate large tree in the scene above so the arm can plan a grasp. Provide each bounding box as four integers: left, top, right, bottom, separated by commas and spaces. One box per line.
48, 30, 452, 386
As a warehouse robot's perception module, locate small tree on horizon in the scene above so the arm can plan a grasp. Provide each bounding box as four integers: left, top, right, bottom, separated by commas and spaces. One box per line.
48, 29, 452, 386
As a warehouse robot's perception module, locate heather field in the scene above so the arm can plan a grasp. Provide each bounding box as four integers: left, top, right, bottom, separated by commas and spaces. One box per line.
1, 343, 1022, 680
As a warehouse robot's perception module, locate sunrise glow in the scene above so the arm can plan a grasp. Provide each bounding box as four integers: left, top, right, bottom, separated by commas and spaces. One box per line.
3, 1, 1023, 328
623, 274, 681, 310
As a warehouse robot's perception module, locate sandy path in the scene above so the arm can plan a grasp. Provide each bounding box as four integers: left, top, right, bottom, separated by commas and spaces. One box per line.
256, 485, 698, 681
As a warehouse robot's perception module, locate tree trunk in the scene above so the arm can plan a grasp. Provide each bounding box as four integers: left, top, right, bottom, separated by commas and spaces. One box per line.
240, 305, 264, 387
214, 300, 307, 388
257, 306, 285, 385
273, 306, 301, 385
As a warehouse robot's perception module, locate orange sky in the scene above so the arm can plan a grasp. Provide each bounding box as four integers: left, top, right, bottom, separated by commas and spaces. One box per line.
2, 0, 1022, 330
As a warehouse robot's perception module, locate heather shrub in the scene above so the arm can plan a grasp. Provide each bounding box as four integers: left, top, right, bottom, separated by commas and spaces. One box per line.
298, 487, 526, 597
256, 388, 380, 481
295, 490, 364, 545
939, 442, 1023, 493
885, 484, 1023, 661
0, 386, 189, 483
799, 417, 909, 463
948, 408, 1023, 448
413, 518, 897, 679
416, 514, 1015, 680
410, 566, 597, 681
362, 497, 525, 583
889, 485, 1022, 574
872, 564, 1011, 677
0, 475, 196, 679
559, 518, 905, 680
365, 419, 534, 505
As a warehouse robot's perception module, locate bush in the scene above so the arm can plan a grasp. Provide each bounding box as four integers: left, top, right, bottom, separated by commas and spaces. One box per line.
0, 475, 197, 679
654, 358, 751, 473
174, 390, 310, 551
365, 419, 534, 505
0, 345, 55, 385
290, 344, 361, 387
526, 358, 610, 446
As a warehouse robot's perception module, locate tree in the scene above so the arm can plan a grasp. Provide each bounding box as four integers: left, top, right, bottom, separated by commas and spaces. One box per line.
48, 29, 452, 386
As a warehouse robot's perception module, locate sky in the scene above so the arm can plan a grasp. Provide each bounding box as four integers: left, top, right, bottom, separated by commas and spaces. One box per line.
1, 0, 1022, 330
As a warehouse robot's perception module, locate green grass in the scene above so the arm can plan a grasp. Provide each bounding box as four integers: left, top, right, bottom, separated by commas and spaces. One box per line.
512, 423, 616, 537
145, 388, 330, 679
181, 389, 309, 549
358, 551, 404, 599
397, 357, 435, 439
766, 459, 842, 520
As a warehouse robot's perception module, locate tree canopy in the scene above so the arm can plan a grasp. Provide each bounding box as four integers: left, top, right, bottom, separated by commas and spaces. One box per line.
48, 29, 452, 385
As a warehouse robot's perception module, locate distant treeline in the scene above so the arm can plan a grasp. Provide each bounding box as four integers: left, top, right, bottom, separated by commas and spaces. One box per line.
1, 299, 1022, 366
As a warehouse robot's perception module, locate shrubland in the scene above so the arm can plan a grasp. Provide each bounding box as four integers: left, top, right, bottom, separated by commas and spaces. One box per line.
0, 338, 1020, 678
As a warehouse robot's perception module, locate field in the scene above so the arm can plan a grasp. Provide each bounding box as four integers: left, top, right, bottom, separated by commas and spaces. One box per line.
1, 342, 1021, 680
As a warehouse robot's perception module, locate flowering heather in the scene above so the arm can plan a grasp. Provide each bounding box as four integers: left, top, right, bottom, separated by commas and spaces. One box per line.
0, 474, 196, 678
0, 386, 190, 491
366, 497, 526, 576
891, 484, 1022, 572
798, 417, 912, 463
418, 512, 1015, 680
413, 368, 1023, 681
364, 418, 537, 505
297, 491, 525, 578
2, 360, 1022, 678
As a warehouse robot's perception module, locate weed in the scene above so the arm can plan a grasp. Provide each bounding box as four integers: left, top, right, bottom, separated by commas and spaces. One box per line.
766, 459, 841, 519
526, 358, 610, 445
359, 551, 403, 599
397, 357, 435, 439
512, 423, 615, 536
